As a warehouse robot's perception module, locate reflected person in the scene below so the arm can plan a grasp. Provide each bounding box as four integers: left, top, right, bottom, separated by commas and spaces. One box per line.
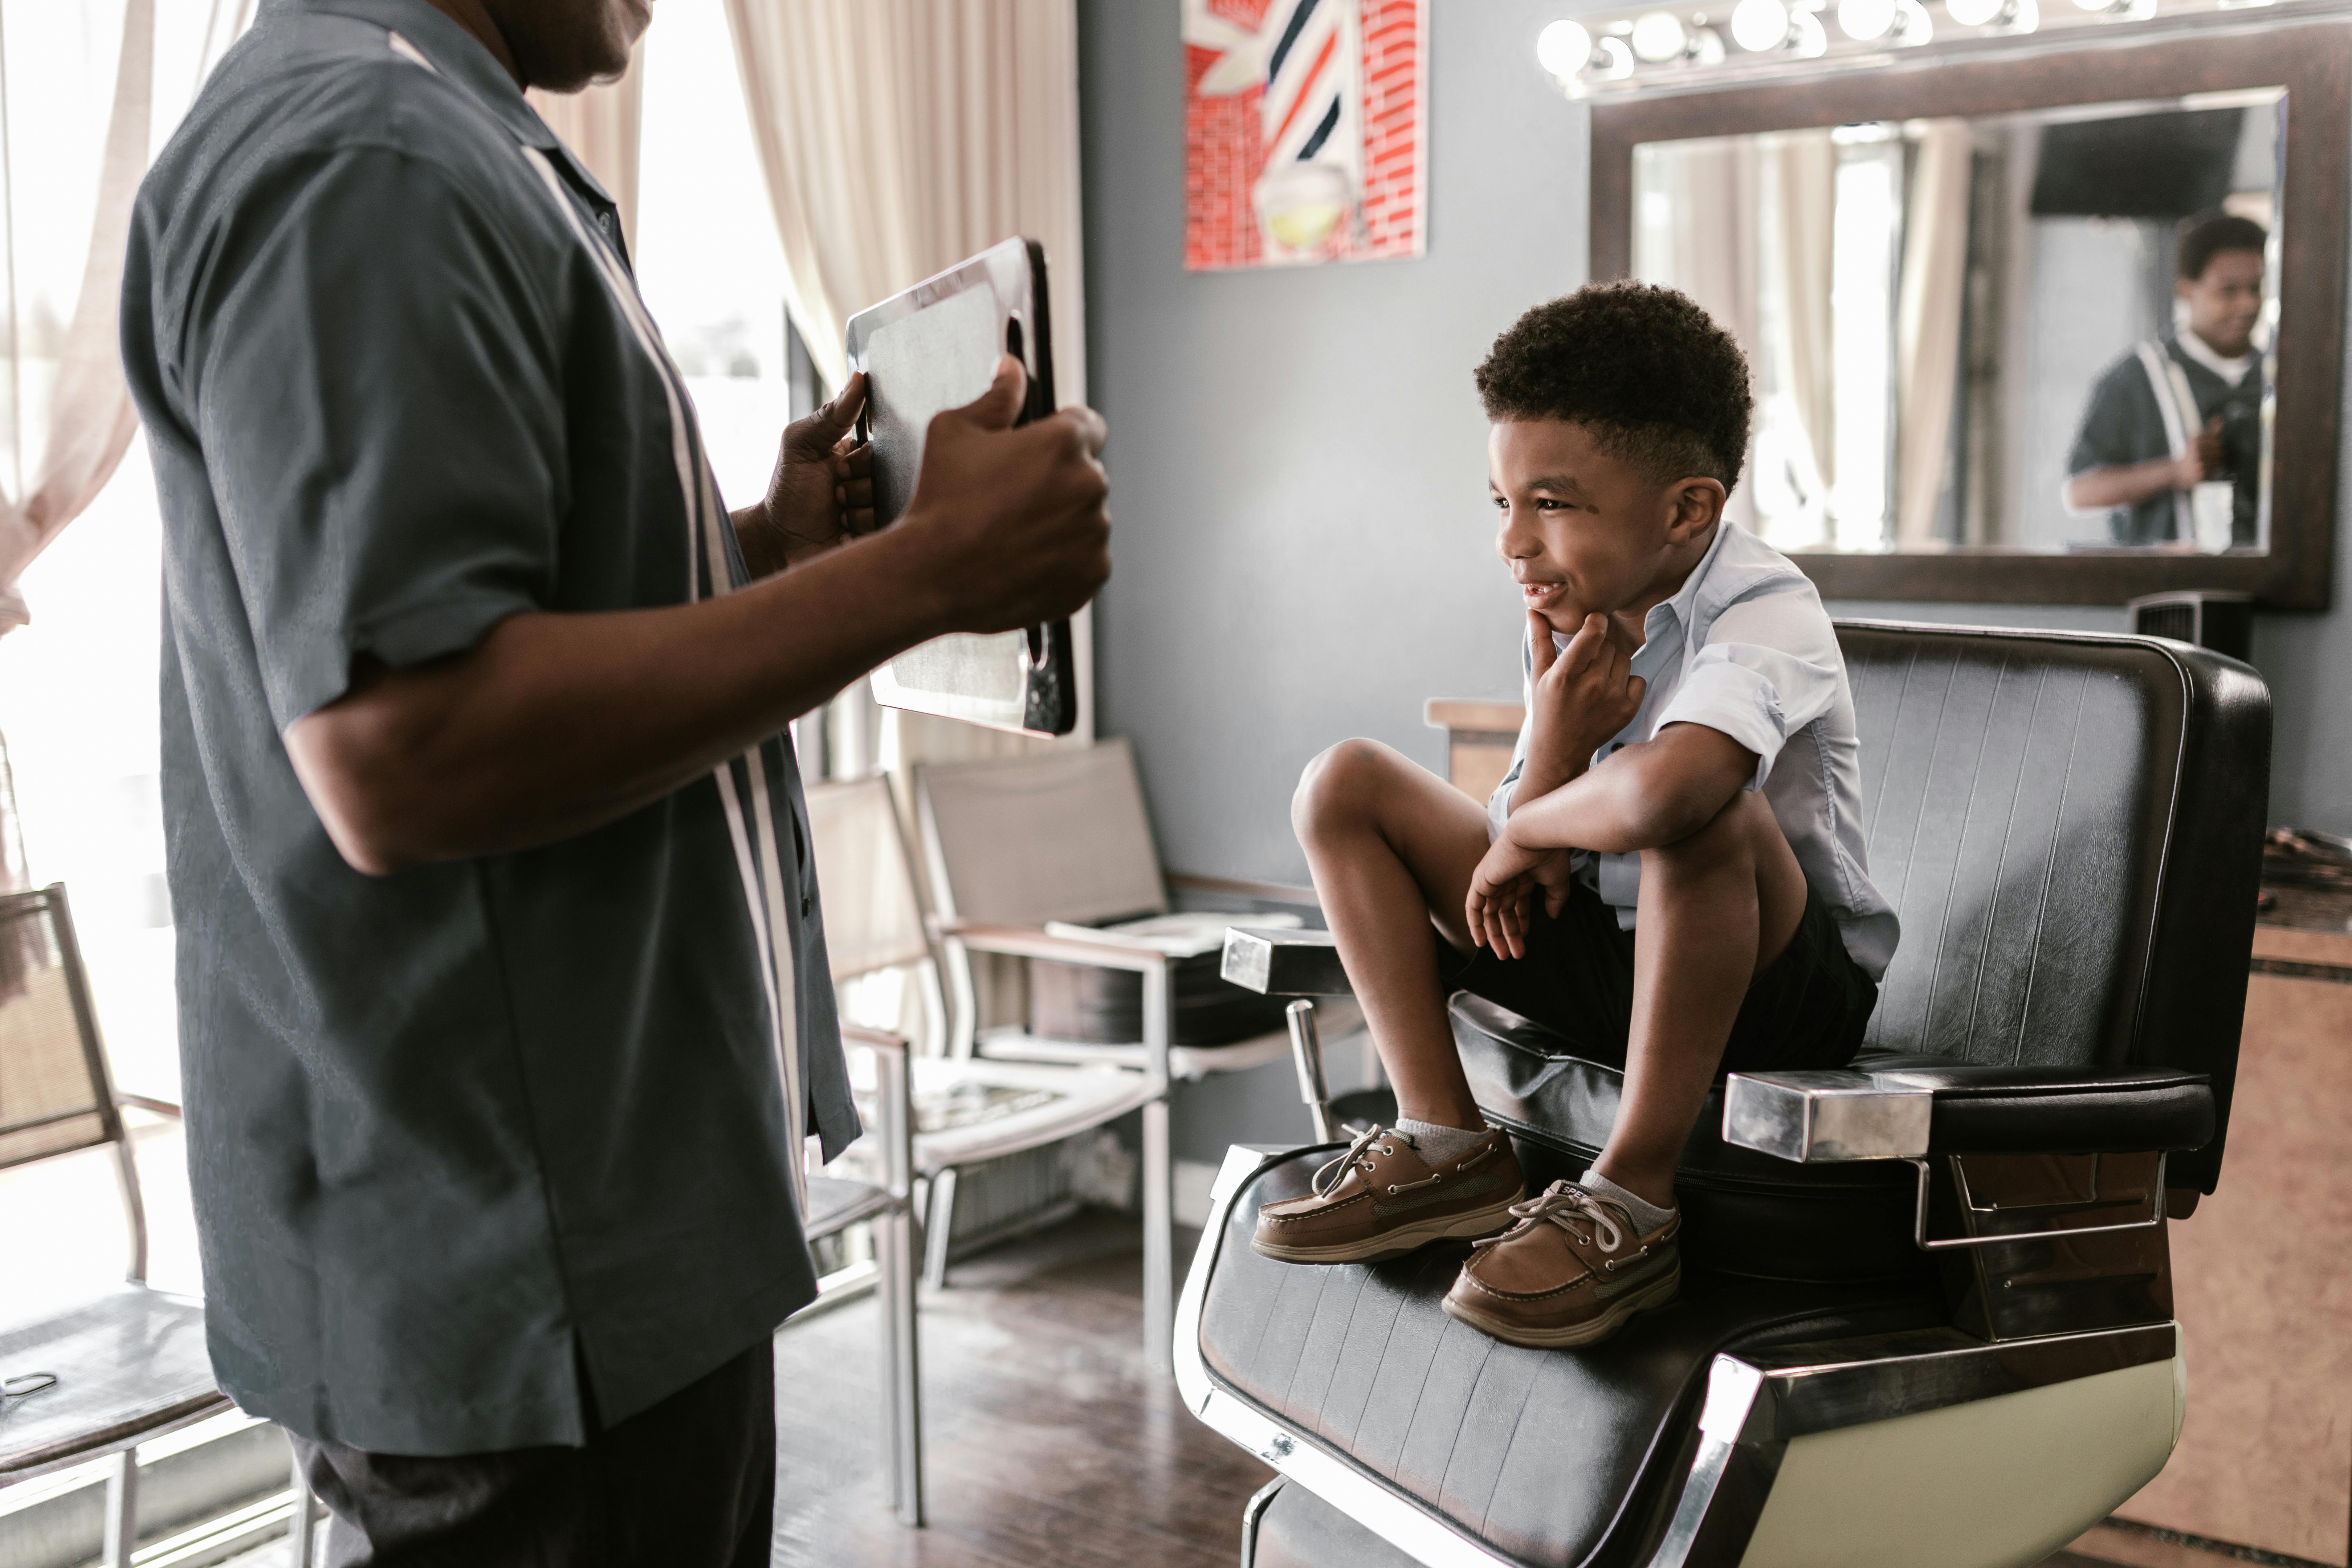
2063, 213, 2267, 547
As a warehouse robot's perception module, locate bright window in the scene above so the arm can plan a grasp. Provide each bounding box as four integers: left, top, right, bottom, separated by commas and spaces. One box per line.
632, 2, 818, 509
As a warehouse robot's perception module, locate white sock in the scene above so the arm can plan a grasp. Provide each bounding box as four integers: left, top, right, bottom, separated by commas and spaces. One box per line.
1582, 1169, 1677, 1237
1394, 1118, 1487, 1165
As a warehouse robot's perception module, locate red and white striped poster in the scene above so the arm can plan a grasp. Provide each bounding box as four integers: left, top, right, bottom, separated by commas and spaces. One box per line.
1182, 0, 1428, 271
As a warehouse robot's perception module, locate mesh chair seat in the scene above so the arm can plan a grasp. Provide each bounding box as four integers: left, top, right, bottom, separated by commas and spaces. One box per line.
975, 996, 1368, 1082
803, 1173, 898, 1242
908, 1056, 1161, 1170
0, 1285, 227, 1482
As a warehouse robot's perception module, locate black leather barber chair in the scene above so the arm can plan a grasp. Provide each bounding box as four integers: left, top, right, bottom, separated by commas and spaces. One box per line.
1188, 622, 2269, 1568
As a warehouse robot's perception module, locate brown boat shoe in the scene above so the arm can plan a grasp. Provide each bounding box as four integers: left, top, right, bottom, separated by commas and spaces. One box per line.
1252, 1124, 1526, 1265
1441, 1180, 1681, 1348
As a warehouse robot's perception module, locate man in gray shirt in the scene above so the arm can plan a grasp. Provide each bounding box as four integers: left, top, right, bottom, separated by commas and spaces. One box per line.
119, 0, 1109, 1557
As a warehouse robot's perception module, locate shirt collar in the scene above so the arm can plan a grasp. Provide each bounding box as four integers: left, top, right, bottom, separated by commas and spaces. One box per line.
1641, 518, 1733, 641
2173, 329, 2254, 387
271, 0, 563, 152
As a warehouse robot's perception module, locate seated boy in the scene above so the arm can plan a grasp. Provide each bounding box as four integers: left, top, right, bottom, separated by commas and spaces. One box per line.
1253, 283, 1899, 1348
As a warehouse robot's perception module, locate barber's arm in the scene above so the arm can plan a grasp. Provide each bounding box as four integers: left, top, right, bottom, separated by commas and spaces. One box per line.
287, 359, 1106, 875
2064, 416, 2222, 511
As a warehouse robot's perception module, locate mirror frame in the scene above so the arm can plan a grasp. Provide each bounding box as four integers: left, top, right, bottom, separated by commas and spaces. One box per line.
1590, 21, 2351, 610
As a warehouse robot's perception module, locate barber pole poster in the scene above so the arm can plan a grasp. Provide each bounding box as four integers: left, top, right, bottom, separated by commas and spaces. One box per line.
1182, 0, 1427, 271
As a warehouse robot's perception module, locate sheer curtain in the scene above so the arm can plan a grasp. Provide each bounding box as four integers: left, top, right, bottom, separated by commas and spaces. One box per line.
1894, 120, 1973, 547
527, 48, 645, 252
724, 0, 1093, 778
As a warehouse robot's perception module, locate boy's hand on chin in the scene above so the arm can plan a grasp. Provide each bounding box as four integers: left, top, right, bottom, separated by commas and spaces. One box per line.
1518, 610, 1647, 800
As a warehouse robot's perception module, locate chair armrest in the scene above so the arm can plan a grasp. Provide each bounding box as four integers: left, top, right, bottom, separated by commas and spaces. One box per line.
117, 1093, 182, 1120
931, 917, 1169, 975
1724, 1065, 2215, 1163
1219, 927, 1353, 997
839, 1022, 909, 1056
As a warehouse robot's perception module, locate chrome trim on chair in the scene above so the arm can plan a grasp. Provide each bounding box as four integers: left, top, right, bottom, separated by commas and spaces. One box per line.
1174, 1143, 1517, 1568
1910, 1153, 2170, 1252
1239, 1476, 1287, 1567
1643, 1322, 2182, 1566
1220, 927, 1353, 997
1287, 1001, 1340, 1145
1721, 1071, 1933, 1163
1179, 1141, 2186, 1568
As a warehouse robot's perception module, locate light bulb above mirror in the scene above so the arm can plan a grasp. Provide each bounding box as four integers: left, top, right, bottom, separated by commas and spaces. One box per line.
1535, 17, 1594, 76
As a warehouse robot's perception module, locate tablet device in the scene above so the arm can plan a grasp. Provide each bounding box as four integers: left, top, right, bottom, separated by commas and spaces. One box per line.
845, 237, 1078, 737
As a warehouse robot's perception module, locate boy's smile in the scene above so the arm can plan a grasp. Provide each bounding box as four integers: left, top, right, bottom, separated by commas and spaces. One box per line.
1488, 418, 1725, 643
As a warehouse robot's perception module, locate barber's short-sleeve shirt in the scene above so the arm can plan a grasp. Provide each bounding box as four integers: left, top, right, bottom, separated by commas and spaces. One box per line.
2067, 336, 2264, 546
1485, 523, 1900, 980
119, 0, 856, 1454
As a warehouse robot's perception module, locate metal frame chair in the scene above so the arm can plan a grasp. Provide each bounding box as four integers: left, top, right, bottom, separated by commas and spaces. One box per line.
910, 740, 1362, 1374
804, 774, 1161, 1377
786, 1020, 925, 1527
0, 883, 314, 1566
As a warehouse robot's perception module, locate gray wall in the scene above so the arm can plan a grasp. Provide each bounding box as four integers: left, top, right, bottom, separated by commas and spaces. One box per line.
1076, 4, 2352, 1156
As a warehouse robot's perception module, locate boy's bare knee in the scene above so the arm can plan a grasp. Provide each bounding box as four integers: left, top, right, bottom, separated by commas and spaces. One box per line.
1647, 790, 1767, 881
1292, 738, 1393, 842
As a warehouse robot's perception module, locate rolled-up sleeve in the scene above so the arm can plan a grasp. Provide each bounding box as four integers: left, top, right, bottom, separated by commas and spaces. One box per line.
1655, 589, 1842, 790
191, 146, 565, 731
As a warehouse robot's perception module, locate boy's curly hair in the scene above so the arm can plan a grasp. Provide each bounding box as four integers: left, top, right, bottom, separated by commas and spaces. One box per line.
1474, 282, 1753, 493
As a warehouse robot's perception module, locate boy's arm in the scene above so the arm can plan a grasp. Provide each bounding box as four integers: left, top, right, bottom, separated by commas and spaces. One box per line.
1501, 722, 1758, 856
1465, 722, 1754, 957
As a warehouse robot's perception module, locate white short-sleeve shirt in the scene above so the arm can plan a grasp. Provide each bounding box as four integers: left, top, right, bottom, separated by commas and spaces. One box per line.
1485, 521, 1900, 980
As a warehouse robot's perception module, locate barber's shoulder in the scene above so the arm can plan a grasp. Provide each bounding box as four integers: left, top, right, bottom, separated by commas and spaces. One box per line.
162, 20, 534, 233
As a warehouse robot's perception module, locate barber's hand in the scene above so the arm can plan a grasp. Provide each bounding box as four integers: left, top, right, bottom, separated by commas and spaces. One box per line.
1517, 611, 1646, 802
2175, 417, 2225, 488
1466, 833, 1575, 960
744, 372, 876, 574
900, 355, 1111, 634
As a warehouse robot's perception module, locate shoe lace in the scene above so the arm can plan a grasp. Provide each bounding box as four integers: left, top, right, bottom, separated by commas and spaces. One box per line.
1473, 1180, 1626, 1255
1311, 1124, 1403, 1197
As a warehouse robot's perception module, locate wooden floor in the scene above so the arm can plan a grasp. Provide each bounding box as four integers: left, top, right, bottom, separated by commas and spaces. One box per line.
765, 1209, 2216, 1568
770, 1211, 1271, 1568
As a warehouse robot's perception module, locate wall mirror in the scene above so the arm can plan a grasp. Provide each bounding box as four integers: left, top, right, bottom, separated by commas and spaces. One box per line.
1591, 24, 2349, 607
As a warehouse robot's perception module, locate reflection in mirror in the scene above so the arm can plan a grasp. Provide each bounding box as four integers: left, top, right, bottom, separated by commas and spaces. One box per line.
1632, 89, 2282, 555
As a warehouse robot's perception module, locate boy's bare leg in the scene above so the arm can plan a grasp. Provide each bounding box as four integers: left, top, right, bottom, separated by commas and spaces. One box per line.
1590, 791, 1809, 1211
1292, 740, 1493, 1130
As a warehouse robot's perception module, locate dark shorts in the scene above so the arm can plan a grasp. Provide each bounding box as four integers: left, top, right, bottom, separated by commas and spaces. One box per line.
1444, 875, 1877, 1075
292, 1341, 774, 1567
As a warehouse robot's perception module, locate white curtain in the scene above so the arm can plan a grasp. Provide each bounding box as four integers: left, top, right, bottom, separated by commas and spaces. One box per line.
1766, 131, 1837, 509
721, 0, 1087, 404
1894, 120, 1973, 547
725, 0, 1093, 776
1634, 137, 1764, 534
0, 0, 251, 633
527, 46, 645, 253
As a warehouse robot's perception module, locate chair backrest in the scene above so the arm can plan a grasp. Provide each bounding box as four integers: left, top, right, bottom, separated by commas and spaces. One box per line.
0, 885, 124, 1173
1840, 623, 2270, 1190
804, 775, 934, 985
913, 739, 1166, 927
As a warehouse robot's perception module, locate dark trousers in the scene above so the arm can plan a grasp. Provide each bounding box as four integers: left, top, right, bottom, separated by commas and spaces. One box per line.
292, 1341, 775, 1567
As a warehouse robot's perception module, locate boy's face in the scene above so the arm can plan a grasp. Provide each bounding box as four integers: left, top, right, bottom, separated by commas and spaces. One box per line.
1488, 418, 1723, 636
